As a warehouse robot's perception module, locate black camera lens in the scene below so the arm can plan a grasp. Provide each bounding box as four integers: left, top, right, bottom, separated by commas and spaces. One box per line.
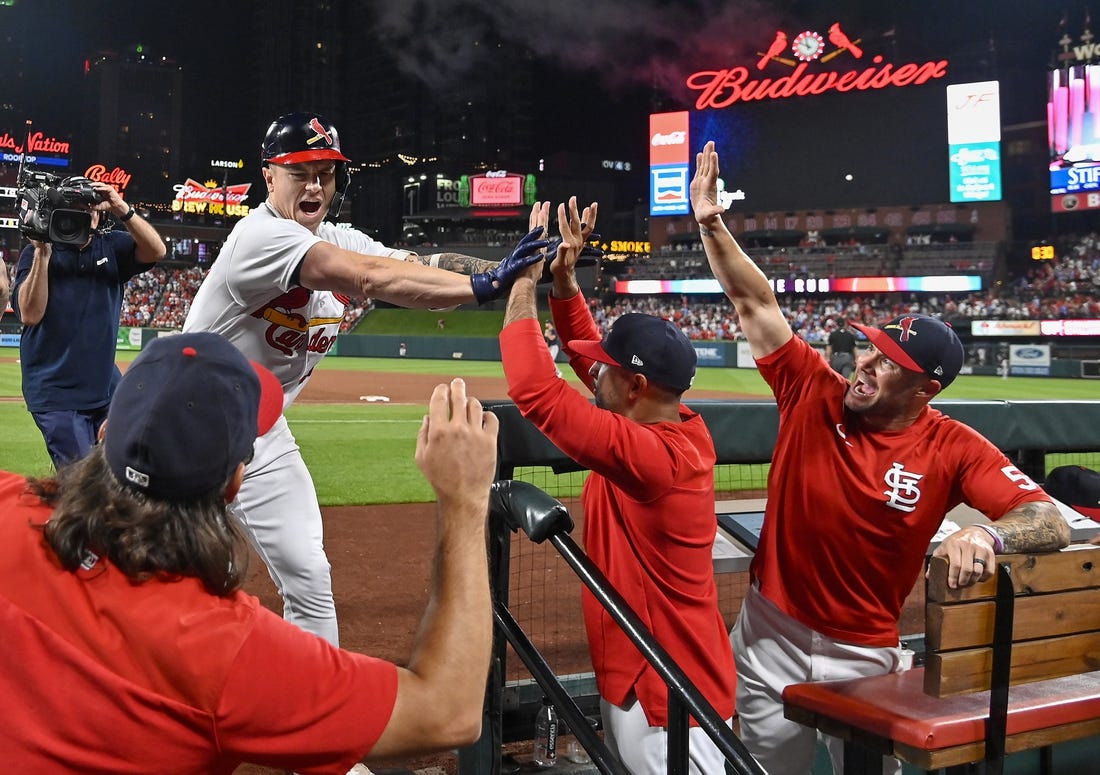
49, 208, 93, 245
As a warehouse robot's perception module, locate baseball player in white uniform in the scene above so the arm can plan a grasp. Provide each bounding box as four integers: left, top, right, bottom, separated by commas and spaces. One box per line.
184, 112, 547, 645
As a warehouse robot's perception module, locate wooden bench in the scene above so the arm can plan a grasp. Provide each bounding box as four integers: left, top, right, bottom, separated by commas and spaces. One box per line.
782, 547, 1100, 774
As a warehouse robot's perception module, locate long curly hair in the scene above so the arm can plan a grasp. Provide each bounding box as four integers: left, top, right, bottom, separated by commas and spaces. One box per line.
33, 446, 249, 596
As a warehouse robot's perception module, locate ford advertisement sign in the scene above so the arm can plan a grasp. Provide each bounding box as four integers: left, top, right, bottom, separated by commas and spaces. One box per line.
1009, 344, 1050, 376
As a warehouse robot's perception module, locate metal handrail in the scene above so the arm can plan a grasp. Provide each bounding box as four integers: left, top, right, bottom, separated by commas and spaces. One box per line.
471, 479, 764, 775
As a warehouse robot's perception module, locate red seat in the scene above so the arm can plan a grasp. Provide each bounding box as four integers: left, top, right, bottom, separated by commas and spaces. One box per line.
782, 668, 1100, 752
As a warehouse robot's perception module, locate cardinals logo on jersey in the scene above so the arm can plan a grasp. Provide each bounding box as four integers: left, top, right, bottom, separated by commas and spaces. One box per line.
251, 287, 345, 356
307, 117, 334, 147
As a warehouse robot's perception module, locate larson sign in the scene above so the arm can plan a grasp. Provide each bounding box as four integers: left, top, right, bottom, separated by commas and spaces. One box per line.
686, 22, 949, 108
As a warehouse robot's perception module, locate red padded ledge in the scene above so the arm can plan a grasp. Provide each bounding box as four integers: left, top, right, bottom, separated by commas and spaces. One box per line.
782, 668, 1100, 750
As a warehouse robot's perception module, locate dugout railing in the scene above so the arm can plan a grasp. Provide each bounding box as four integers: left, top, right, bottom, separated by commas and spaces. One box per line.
473, 478, 765, 775
459, 399, 1100, 774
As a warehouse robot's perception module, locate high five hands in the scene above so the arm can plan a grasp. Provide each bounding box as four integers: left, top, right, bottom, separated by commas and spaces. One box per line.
690, 140, 725, 228
527, 198, 601, 284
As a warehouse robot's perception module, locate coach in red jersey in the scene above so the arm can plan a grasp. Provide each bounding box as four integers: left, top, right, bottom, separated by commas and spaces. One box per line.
500, 198, 736, 774
690, 141, 1069, 775
0, 332, 498, 774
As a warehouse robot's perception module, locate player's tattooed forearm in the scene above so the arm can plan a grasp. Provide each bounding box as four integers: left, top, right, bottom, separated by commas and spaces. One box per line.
999, 500, 1068, 552
700, 226, 714, 238
417, 253, 495, 275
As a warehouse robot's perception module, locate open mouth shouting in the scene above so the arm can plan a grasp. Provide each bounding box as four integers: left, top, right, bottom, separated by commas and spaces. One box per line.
850, 373, 876, 398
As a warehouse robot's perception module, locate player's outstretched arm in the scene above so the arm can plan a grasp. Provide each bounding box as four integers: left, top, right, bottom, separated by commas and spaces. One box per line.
366, 378, 497, 759
299, 230, 547, 308
690, 140, 791, 360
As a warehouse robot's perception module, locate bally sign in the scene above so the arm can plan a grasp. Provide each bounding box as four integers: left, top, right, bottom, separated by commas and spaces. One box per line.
85, 164, 132, 192
686, 23, 949, 108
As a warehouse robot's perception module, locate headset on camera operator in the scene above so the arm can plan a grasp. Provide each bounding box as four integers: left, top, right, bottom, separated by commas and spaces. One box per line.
11, 173, 165, 467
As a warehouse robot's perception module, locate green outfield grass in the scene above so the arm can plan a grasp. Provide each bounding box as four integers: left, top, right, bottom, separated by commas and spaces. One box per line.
1, 352, 1097, 503
353, 308, 514, 337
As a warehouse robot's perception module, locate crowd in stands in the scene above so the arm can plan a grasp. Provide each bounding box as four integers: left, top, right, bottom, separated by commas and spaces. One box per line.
4, 232, 1099, 344
115, 264, 374, 333
618, 241, 995, 282
119, 266, 207, 328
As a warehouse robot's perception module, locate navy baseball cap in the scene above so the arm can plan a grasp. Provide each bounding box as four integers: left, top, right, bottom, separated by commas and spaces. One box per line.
569, 313, 697, 393
851, 314, 964, 388
1044, 465, 1100, 520
104, 333, 283, 500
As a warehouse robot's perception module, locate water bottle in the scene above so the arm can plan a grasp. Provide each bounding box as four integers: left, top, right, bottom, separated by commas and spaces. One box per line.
533, 696, 558, 767
564, 716, 595, 764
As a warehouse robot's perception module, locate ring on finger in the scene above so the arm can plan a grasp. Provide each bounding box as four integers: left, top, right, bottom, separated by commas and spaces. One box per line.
973, 557, 987, 568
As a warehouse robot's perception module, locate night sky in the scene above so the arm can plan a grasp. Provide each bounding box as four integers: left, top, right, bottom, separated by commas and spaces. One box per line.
2, 0, 1092, 163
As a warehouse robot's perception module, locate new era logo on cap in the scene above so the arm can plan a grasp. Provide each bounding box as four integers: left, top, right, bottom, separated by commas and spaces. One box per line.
631, 354, 644, 367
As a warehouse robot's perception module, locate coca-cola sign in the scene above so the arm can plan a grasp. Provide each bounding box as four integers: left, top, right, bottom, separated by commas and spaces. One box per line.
686, 22, 949, 108
651, 131, 687, 147
470, 173, 523, 206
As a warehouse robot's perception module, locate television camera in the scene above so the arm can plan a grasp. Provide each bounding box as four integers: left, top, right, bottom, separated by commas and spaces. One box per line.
15, 170, 105, 246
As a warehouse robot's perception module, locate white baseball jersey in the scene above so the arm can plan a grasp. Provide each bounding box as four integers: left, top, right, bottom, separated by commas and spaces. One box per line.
184, 201, 408, 407
184, 201, 413, 645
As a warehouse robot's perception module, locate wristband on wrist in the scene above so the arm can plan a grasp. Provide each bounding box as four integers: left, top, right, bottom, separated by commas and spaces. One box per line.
974, 523, 1004, 553
120, 206, 136, 222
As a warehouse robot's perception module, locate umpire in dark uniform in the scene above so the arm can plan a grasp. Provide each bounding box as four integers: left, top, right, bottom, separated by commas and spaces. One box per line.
825, 316, 857, 378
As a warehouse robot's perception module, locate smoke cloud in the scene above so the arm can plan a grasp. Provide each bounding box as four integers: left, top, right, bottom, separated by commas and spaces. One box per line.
370, 0, 786, 98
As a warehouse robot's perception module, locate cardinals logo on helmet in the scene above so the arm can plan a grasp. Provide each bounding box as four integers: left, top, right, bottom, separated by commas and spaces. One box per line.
307, 117, 334, 147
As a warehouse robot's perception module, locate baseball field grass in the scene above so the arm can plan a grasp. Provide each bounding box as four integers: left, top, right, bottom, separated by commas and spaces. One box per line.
1, 352, 1098, 503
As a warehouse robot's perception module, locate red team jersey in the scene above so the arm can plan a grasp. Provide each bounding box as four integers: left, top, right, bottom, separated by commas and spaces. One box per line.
502, 292, 736, 727
754, 336, 1049, 646
0, 472, 398, 774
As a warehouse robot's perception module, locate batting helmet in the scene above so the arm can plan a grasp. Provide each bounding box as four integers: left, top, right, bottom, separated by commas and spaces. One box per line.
260, 112, 350, 166
260, 112, 352, 220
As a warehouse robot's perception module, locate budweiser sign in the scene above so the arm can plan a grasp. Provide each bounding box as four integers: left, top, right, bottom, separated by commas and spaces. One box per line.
171, 178, 252, 217
686, 22, 949, 108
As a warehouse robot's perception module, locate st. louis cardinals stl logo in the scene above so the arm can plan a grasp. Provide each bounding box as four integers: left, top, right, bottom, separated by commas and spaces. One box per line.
307, 117, 333, 147
251, 288, 345, 356
883, 462, 924, 512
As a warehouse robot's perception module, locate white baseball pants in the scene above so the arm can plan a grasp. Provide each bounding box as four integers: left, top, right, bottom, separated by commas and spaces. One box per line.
230, 415, 339, 645
730, 584, 903, 775
600, 694, 736, 775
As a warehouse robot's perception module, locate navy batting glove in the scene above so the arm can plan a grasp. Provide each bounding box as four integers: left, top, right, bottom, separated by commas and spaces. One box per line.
470, 227, 550, 304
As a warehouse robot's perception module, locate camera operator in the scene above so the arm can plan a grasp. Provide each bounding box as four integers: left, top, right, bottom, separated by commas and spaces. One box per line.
12, 178, 165, 467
